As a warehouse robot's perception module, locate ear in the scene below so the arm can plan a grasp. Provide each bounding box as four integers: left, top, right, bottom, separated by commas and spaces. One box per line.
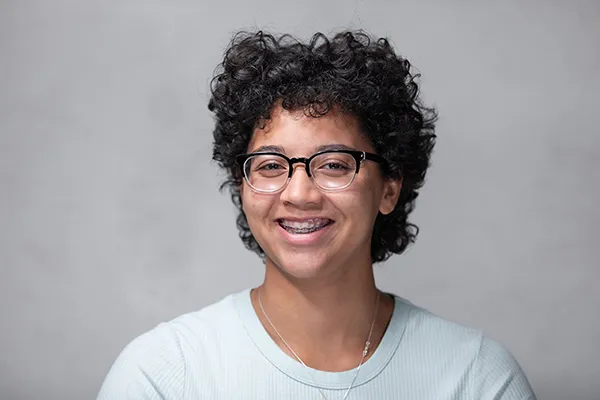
379, 178, 402, 215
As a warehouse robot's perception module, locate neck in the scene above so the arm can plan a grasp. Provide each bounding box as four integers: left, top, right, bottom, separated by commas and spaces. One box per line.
250, 257, 394, 371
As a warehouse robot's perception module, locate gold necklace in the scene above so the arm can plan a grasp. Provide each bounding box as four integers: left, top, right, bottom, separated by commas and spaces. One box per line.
257, 289, 381, 400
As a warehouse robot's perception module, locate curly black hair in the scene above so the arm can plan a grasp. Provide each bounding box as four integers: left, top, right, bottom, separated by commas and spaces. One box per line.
208, 30, 437, 263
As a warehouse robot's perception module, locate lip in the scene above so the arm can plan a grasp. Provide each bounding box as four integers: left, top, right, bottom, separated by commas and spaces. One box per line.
275, 216, 333, 222
275, 218, 334, 246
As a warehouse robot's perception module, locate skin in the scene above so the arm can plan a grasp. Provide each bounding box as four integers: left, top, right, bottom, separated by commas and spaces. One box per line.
242, 105, 402, 372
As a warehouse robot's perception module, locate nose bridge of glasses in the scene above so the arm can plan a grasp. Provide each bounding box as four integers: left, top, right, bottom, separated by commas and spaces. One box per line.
288, 157, 312, 178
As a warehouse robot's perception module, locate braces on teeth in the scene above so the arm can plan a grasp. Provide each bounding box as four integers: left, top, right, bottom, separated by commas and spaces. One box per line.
279, 220, 330, 234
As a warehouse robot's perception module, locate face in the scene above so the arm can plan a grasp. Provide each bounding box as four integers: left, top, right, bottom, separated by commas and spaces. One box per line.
241, 105, 401, 280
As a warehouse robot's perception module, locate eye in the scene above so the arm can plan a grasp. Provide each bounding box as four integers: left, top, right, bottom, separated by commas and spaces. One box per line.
256, 161, 285, 171
321, 161, 351, 170
315, 158, 353, 172
250, 157, 288, 178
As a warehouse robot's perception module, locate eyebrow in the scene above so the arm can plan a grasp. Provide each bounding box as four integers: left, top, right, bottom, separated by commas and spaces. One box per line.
315, 144, 357, 152
249, 143, 357, 154
251, 145, 285, 153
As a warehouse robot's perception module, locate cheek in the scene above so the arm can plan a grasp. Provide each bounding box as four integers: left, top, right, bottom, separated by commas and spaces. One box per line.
332, 189, 380, 226
360, 172, 386, 210
242, 191, 273, 223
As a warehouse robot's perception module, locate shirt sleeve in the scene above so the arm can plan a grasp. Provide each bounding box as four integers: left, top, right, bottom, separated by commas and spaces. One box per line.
472, 335, 537, 400
97, 322, 186, 400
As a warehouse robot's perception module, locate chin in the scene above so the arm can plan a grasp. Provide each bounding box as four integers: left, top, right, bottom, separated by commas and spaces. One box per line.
266, 252, 333, 280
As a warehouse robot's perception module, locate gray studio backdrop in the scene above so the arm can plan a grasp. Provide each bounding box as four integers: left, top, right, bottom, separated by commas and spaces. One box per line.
1, 1, 598, 399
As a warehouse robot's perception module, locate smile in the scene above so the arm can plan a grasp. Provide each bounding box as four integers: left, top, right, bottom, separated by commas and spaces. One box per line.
277, 218, 333, 234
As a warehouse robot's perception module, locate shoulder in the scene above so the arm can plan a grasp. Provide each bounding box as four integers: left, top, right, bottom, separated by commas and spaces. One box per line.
97, 321, 186, 400
395, 296, 483, 350
395, 296, 536, 399
97, 290, 242, 400
168, 290, 242, 341
472, 336, 537, 399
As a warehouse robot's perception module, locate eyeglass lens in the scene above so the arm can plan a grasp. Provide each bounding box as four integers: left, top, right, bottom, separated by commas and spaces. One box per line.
244, 152, 357, 192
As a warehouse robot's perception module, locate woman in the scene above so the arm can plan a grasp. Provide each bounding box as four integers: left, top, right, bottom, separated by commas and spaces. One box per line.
98, 30, 536, 399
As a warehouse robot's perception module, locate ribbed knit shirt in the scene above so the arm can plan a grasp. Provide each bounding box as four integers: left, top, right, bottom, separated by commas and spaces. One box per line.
98, 288, 536, 399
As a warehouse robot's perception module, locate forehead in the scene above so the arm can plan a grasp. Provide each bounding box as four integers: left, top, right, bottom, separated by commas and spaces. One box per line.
247, 105, 374, 154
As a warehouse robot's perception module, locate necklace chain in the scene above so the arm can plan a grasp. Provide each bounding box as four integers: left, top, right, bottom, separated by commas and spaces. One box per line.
257, 289, 381, 400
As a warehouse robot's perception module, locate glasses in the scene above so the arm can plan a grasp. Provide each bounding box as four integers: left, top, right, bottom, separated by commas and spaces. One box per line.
236, 149, 386, 193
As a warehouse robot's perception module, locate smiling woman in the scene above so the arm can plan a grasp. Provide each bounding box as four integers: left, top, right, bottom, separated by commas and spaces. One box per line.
97, 30, 537, 399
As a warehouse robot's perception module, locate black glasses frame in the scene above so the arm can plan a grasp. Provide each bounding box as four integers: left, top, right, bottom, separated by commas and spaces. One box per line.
236, 149, 387, 192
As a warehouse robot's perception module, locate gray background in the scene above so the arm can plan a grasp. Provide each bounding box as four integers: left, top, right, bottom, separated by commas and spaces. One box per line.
1, 0, 598, 399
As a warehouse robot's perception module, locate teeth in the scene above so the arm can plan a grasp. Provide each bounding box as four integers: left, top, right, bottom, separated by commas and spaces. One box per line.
280, 218, 330, 229
279, 218, 331, 234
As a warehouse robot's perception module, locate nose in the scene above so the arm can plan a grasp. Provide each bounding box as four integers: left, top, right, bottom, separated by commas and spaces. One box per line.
279, 164, 322, 206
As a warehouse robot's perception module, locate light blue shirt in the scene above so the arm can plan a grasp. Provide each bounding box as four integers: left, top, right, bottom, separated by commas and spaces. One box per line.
98, 289, 536, 399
